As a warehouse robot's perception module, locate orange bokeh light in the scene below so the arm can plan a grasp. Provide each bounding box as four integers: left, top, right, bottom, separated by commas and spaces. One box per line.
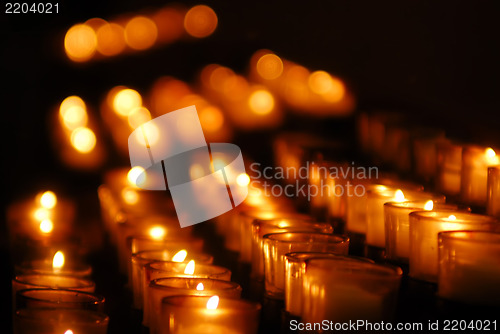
184, 5, 218, 38
64, 24, 97, 62
96, 23, 126, 56
124, 16, 158, 50
256, 54, 284, 80
199, 106, 224, 132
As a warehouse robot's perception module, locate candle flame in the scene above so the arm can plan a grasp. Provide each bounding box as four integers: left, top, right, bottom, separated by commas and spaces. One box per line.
236, 173, 250, 187
149, 226, 166, 240
127, 166, 146, 187
277, 220, 290, 228
485, 148, 499, 165
196, 282, 204, 291
70, 127, 96, 153
112, 88, 142, 117
184, 260, 195, 275
121, 188, 139, 205
206, 295, 219, 310
64, 330, 74, 334
448, 215, 457, 221
172, 250, 188, 262
39, 219, 54, 234
33, 208, 50, 221
53, 251, 65, 271
394, 189, 405, 202
40, 191, 57, 209
424, 200, 434, 211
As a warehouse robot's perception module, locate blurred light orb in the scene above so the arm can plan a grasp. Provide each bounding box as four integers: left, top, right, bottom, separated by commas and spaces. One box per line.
256, 54, 284, 80
199, 106, 224, 132
128, 107, 152, 129
125, 16, 158, 50
70, 127, 96, 153
308, 71, 345, 102
184, 5, 218, 38
113, 88, 142, 117
64, 24, 97, 62
40, 191, 57, 209
96, 23, 126, 56
248, 89, 274, 115
236, 173, 250, 187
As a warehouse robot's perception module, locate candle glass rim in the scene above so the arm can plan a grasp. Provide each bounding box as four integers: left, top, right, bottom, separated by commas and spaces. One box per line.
253, 219, 331, 231
128, 235, 203, 244
240, 209, 308, 221
147, 261, 230, 275
305, 258, 403, 278
384, 201, 463, 211
409, 211, 498, 224
16, 288, 105, 306
15, 308, 109, 324
438, 230, 500, 244
285, 252, 373, 264
263, 232, 349, 244
161, 295, 261, 311
133, 249, 213, 263
15, 261, 93, 277
13, 274, 95, 289
150, 277, 242, 292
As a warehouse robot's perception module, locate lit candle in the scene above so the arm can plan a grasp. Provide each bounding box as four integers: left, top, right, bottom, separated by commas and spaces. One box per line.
160, 295, 260, 334
411, 129, 447, 182
384, 200, 466, 263
262, 232, 349, 299
15, 288, 105, 312
487, 166, 500, 218
148, 278, 241, 334
438, 231, 500, 305
461, 145, 499, 205
15, 251, 92, 278
409, 211, 499, 282
436, 141, 463, 196
301, 259, 402, 323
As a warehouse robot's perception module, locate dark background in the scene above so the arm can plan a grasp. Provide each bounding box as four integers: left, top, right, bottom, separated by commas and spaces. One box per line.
1, 0, 500, 331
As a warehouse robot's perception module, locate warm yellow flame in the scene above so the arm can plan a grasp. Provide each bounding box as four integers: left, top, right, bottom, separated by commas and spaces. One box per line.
124, 16, 158, 50
112, 88, 142, 117
40, 191, 57, 209
184, 260, 195, 275
53, 251, 65, 270
184, 5, 218, 38
199, 106, 224, 132
424, 200, 434, 211
486, 148, 496, 159
121, 188, 139, 205
39, 219, 54, 234
448, 215, 457, 221
64, 24, 97, 62
277, 220, 290, 228
394, 189, 405, 202
236, 173, 250, 187
256, 54, 284, 80
60, 96, 85, 114
149, 226, 166, 240
485, 148, 499, 164
33, 208, 50, 221
127, 166, 145, 186
70, 127, 96, 153
206, 295, 219, 310
60, 96, 88, 130
196, 282, 204, 291
172, 250, 188, 262
64, 330, 74, 334
248, 89, 274, 115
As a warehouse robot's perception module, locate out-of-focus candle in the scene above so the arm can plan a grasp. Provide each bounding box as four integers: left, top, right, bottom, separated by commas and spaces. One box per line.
12, 274, 95, 299
409, 211, 499, 282
461, 145, 499, 205
148, 278, 241, 334
384, 201, 466, 263
301, 259, 402, 323
160, 295, 260, 334
14, 309, 109, 334
487, 166, 500, 218
15, 289, 105, 312
15, 251, 92, 278
436, 141, 463, 196
263, 233, 349, 299
438, 231, 500, 305
284, 252, 373, 316
411, 129, 447, 182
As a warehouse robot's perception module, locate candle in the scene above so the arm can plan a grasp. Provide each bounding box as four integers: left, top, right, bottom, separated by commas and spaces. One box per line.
15, 251, 92, 278
436, 141, 463, 196
301, 259, 402, 323
409, 211, 499, 282
251, 218, 331, 280
487, 166, 500, 218
15, 289, 105, 312
262, 232, 349, 299
131, 249, 213, 309
148, 278, 242, 334
284, 252, 373, 316
384, 200, 466, 263
411, 129, 447, 182
143, 261, 231, 327
160, 295, 260, 334
14, 309, 109, 334
438, 231, 500, 305
366, 186, 438, 248
461, 145, 499, 205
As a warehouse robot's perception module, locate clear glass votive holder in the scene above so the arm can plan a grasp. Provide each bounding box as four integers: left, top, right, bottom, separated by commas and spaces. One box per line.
16, 289, 105, 312
436, 141, 463, 196
487, 166, 500, 218
301, 259, 402, 323
15, 259, 92, 278
131, 249, 213, 309
409, 211, 499, 282
251, 219, 332, 280
148, 278, 242, 334
284, 252, 373, 316
438, 231, 500, 305
263, 232, 349, 299
384, 201, 466, 263
160, 295, 261, 334
14, 308, 109, 334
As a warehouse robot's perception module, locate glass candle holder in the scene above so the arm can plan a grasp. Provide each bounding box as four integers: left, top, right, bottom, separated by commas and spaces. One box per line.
148, 278, 242, 334
263, 232, 349, 299
436, 141, 463, 196
301, 259, 402, 323
161, 295, 261, 334
438, 231, 500, 305
15, 259, 92, 278
383, 123, 411, 172
384, 201, 466, 263
487, 166, 500, 218
411, 129, 447, 182
409, 211, 499, 282
251, 219, 332, 280
461, 145, 499, 206
14, 309, 109, 334
143, 261, 231, 327
131, 249, 213, 309
284, 252, 373, 316
238, 210, 309, 264
366, 186, 438, 248
16, 289, 105, 312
